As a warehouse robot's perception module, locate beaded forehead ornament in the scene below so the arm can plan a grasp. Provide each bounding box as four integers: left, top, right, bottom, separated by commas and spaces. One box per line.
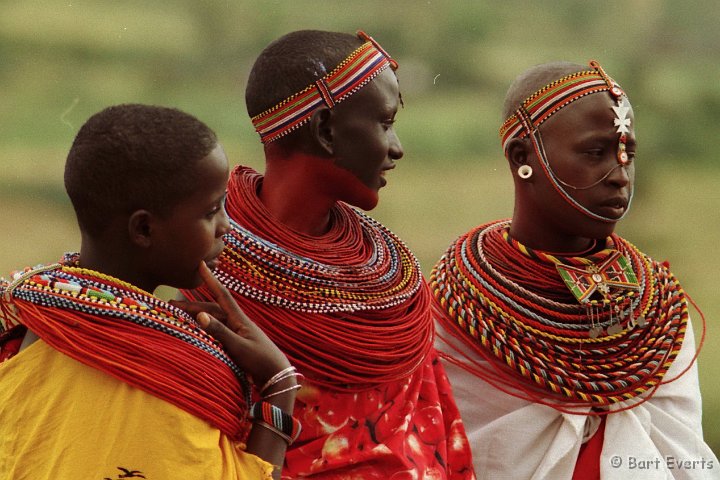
251, 30, 398, 144
500, 60, 633, 222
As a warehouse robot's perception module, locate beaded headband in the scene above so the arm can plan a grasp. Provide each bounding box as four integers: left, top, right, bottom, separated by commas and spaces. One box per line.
500, 60, 625, 152
500, 60, 634, 222
251, 30, 398, 144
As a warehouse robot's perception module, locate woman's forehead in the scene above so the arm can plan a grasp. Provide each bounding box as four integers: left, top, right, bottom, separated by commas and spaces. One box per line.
544, 93, 633, 132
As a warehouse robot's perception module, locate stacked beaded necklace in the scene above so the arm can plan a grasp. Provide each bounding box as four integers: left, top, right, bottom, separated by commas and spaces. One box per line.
0, 253, 251, 439
251, 30, 398, 144
184, 166, 434, 391
430, 220, 689, 412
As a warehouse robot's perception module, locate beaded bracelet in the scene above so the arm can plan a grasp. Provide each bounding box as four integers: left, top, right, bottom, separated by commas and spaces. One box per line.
249, 401, 302, 446
253, 420, 293, 445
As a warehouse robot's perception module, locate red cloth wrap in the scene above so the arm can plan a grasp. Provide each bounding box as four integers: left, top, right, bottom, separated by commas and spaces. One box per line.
572, 416, 606, 480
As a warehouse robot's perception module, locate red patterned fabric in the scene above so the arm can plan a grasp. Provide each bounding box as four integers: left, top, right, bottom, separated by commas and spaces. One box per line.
287, 350, 472, 478
184, 166, 475, 478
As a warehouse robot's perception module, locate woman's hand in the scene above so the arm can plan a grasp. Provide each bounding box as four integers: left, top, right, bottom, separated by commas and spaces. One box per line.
172, 262, 291, 386
173, 263, 296, 478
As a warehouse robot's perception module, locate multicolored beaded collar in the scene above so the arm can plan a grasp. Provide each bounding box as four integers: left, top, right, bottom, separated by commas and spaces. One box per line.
218, 218, 421, 314
500, 60, 633, 222
1, 254, 252, 438
251, 30, 398, 144
431, 220, 690, 412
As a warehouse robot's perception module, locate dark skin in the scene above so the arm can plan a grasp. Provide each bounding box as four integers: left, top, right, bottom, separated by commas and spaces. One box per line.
189, 263, 296, 477
78, 145, 231, 293
259, 68, 403, 236
174, 68, 403, 475
31, 145, 296, 477
506, 93, 636, 253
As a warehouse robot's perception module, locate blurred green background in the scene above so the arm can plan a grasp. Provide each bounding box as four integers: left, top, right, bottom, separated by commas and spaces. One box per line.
1, 0, 718, 455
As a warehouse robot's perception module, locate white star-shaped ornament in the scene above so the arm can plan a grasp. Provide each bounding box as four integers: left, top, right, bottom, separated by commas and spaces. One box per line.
612, 98, 632, 134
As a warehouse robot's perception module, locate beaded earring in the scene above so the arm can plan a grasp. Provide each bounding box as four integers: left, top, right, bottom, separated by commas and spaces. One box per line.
518, 164, 533, 179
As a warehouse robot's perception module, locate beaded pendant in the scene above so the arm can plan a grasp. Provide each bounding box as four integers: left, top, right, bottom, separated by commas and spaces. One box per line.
556, 250, 642, 338
430, 220, 688, 408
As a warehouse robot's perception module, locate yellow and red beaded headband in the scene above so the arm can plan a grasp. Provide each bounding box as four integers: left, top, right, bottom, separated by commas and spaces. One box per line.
500, 60, 625, 152
251, 30, 398, 144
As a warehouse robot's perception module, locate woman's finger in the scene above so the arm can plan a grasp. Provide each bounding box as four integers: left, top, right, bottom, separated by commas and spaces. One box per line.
197, 262, 258, 334
169, 299, 225, 320
197, 311, 291, 384
198, 263, 239, 310
197, 312, 246, 358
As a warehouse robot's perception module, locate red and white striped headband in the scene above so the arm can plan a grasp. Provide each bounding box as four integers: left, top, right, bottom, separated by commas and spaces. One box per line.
251, 31, 398, 144
499, 60, 625, 152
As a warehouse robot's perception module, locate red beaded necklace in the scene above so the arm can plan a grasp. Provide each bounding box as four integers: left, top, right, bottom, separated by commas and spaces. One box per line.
184, 166, 434, 391
1, 255, 251, 439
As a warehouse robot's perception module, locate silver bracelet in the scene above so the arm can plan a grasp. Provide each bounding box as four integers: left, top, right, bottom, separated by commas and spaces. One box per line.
263, 383, 302, 400
260, 366, 301, 395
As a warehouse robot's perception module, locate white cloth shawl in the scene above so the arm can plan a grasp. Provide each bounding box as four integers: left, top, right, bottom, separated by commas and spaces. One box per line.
437, 319, 719, 479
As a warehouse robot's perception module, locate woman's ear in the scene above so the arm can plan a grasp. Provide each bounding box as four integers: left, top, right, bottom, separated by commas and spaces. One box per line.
506, 137, 530, 170
309, 107, 334, 155
128, 210, 153, 248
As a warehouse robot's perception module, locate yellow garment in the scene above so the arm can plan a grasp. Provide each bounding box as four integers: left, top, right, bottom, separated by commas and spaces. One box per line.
0, 339, 273, 480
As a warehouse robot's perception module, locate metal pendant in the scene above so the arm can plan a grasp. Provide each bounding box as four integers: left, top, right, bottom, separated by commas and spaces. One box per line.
607, 323, 623, 336
589, 326, 604, 339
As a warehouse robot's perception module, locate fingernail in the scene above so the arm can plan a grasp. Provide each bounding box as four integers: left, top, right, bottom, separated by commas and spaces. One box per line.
197, 312, 210, 328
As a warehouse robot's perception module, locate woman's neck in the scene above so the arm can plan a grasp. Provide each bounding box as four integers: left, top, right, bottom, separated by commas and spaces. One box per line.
260, 149, 339, 237
78, 234, 158, 293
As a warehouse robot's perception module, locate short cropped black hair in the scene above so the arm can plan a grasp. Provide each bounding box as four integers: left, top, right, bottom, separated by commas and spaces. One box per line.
245, 30, 364, 118
64, 104, 218, 236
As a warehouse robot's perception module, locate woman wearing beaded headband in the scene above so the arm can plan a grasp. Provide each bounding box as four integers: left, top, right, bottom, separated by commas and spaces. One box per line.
430, 61, 717, 478
177, 30, 475, 478
0, 105, 298, 479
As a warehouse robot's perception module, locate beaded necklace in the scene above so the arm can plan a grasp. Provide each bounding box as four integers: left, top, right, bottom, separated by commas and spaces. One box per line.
1, 253, 251, 439
184, 166, 434, 391
430, 220, 689, 412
